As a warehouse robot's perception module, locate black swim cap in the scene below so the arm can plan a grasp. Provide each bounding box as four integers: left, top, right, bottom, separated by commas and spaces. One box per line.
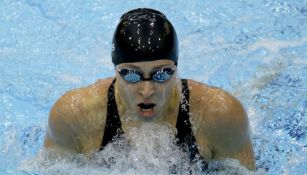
112, 8, 178, 65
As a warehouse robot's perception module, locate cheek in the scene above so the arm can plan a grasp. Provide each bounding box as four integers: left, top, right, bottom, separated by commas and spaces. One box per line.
126, 85, 138, 97
156, 84, 172, 103
119, 82, 138, 104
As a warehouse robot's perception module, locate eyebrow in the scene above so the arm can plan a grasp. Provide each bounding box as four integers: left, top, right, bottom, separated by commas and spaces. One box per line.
123, 65, 141, 70
153, 64, 174, 69
120, 64, 174, 70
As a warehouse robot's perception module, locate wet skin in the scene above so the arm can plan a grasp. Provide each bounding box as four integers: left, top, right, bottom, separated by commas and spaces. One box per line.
44, 60, 256, 170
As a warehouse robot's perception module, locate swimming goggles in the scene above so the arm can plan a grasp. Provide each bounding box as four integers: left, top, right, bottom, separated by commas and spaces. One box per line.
116, 66, 176, 83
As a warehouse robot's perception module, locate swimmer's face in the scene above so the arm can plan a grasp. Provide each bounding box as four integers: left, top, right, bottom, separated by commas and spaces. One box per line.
116, 59, 178, 121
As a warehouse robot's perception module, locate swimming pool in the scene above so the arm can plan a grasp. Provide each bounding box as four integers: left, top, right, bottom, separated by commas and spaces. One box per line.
0, 0, 306, 174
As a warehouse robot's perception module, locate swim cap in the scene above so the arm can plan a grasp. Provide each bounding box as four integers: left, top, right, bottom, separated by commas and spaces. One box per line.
112, 8, 178, 65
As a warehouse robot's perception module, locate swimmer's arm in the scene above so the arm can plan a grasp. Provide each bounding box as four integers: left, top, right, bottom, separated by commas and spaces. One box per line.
44, 79, 112, 155
206, 92, 256, 171
44, 90, 83, 154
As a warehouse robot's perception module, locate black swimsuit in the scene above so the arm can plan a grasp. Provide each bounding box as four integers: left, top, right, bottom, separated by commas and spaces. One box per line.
100, 79, 207, 168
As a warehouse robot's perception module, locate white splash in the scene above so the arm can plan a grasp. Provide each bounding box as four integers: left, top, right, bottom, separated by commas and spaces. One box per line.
20, 123, 264, 175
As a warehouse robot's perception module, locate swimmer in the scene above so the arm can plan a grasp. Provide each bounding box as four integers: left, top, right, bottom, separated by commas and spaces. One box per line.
44, 8, 256, 171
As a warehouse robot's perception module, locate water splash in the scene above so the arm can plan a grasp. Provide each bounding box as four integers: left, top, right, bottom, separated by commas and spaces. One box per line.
20, 123, 263, 175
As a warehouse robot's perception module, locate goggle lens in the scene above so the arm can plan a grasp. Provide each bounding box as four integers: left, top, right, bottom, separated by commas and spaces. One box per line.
118, 69, 141, 83
152, 68, 173, 82
117, 67, 175, 83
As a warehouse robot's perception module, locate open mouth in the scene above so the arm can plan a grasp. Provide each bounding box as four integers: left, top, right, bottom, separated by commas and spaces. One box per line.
138, 103, 156, 112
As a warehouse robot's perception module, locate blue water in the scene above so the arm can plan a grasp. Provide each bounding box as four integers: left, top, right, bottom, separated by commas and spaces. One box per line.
0, 0, 306, 174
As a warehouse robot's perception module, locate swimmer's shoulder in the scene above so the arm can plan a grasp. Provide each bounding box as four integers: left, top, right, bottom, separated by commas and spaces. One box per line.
187, 79, 250, 149
187, 80, 255, 170
52, 77, 114, 117
45, 77, 114, 153
187, 79, 231, 113
187, 79, 235, 128
187, 79, 246, 118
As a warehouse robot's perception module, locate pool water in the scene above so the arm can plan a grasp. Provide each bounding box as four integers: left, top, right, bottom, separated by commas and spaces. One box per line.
0, 0, 306, 174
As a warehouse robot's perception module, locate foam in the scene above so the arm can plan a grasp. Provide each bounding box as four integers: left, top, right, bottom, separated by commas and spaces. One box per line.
20, 123, 263, 175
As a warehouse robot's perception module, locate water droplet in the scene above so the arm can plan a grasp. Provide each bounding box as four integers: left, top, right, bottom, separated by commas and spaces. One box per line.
112, 43, 115, 51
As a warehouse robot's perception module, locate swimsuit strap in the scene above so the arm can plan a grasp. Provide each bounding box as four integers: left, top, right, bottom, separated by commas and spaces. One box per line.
100, 79, 123, 150
176, 79, 208, 169
176, 79, 199, 160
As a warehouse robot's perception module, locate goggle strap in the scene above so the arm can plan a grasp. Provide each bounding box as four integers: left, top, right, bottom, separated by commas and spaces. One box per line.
142, 77, 152, 81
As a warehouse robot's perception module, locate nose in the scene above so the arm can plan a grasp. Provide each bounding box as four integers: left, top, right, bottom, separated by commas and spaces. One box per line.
139, 81, 155, 98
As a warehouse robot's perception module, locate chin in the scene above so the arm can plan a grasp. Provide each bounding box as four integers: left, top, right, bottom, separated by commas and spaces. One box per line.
139, 116, 156, 122
136, 112, 156, 122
